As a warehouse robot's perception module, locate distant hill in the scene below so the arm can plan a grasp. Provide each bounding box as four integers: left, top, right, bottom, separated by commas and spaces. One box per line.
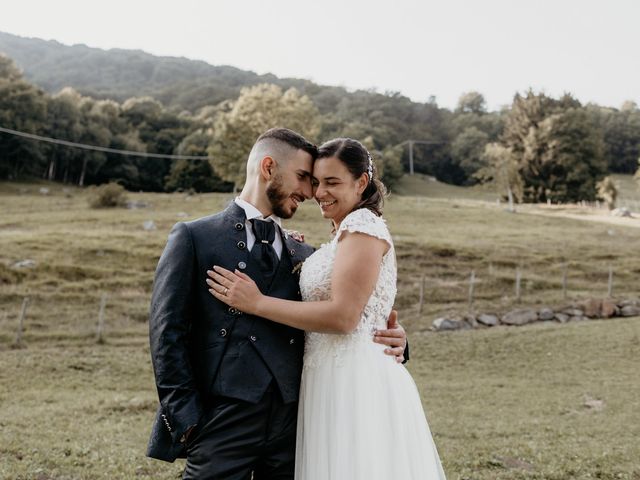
0, 31, 343, 112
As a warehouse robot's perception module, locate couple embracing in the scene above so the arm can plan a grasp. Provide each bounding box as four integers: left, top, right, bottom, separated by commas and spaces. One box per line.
147, 128, 446, 479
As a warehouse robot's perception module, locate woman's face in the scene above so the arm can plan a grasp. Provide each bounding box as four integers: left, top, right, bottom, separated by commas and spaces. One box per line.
312, 156, 367, 226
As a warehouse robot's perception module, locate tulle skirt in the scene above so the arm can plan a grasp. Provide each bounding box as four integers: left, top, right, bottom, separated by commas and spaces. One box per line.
295, 339, 447, 480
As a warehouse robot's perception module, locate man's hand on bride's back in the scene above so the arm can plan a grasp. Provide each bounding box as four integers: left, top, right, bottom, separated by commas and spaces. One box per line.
373, 310, 407, 363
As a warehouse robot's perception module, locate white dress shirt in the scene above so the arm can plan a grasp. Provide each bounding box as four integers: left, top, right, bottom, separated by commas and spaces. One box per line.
234, 197, 283, 259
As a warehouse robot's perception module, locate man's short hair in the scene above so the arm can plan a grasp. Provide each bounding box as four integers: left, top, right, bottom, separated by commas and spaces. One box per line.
256, 128, 318, 160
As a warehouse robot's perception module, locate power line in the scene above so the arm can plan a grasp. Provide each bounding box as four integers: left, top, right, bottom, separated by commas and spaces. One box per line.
0, 126, 211, 160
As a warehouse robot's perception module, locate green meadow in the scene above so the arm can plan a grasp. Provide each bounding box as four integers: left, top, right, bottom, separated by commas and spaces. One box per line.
1, 176, 639, 479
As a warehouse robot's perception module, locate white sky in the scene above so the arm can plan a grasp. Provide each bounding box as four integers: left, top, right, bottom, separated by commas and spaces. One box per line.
2, 0, 639, 111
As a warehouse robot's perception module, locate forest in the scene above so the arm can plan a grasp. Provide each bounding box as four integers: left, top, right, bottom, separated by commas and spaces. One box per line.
1, 31, 639, 201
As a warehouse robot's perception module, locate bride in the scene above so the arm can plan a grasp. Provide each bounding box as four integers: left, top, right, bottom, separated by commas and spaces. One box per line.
207, 138, 446, 479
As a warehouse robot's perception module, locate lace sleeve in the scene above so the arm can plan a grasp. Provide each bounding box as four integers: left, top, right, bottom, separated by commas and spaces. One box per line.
334, 208, 392, 249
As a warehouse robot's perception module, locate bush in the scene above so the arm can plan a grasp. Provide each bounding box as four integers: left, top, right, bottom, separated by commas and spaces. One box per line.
88, 182, 128, 208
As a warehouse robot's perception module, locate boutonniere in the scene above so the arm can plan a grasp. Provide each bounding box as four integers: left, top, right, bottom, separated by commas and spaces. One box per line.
292, 260, 305, 275
284, 229, 305, 242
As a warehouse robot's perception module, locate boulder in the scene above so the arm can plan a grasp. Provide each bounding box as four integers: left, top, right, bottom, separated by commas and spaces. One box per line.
432, 317, 469, 331
612, 207, 632, 217
601, 299, 619, 318
477, 314, 499, 327
563, 308, 584, 317
618, 299, 639, 308
126, 200, 149, 209
465, 315, 479, 328
620, 305, 640, 317
494, 456, 535, 472
581, 299, 602, 318
12, 259, 36, 269
502, 309, 538, 326
538, 308, 555, 321
583, 395, 605, 411
555, 313, 569, 323
143, 220, 157, 231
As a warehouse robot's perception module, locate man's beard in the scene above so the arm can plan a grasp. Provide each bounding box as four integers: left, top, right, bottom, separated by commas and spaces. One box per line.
266, 174, 295, 219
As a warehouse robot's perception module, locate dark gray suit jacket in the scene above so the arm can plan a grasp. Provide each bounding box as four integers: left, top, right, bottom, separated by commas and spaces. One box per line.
147, 202, 314, 462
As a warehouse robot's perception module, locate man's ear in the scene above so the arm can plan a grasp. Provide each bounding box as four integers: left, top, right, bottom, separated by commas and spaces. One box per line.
259, 156, 276, 180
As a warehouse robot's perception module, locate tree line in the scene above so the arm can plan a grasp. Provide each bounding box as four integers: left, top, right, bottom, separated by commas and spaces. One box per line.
1, 52, 639, 201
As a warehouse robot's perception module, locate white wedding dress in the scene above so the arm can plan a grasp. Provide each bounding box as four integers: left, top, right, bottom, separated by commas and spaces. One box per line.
295, 208, 447, 479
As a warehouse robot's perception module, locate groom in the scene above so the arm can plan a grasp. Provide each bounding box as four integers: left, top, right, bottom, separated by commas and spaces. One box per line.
147, 128, 408, 479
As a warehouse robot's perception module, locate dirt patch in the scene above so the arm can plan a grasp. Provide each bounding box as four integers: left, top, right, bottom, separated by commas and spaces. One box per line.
521, 205, 640, 229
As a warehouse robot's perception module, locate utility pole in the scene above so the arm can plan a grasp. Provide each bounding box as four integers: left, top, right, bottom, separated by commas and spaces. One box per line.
401, 140, 444, 175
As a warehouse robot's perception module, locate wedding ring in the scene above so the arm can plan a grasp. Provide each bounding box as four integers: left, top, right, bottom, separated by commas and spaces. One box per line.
224, 288, 228, 296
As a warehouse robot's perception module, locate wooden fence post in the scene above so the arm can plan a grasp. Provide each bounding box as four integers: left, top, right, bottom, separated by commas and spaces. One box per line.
418, 274, 426, 314
468, 270, 476, 311
96, 293, 107, 344
13, 297, 30, 348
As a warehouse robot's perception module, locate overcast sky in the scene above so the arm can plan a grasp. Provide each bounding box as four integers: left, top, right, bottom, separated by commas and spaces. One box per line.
2, 0, 639, 111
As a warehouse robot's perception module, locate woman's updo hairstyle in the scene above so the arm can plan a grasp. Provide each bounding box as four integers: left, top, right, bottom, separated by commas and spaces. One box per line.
316, 138, 387, 216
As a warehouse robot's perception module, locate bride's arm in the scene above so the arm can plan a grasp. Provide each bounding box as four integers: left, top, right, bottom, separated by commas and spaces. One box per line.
207, 231, 388, 334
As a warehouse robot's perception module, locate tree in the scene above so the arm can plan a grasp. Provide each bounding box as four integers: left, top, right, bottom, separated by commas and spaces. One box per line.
476, 142, 523, 211
0, 54, 47, 179
360, 136, 403, 191
456, 91, 487, 114
596, 176, 618, 210
598, 105, 640, 174
119, 96, 191, 191
520, 107, 606, 202
165, 129, 232, 192
500, 91, 604, 202
634, 159, 640, 188
450, 126, 490, 183
208, 84, 320, 190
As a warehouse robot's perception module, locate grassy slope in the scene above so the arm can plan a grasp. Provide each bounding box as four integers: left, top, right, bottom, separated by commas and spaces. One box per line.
1, 179, 639, 479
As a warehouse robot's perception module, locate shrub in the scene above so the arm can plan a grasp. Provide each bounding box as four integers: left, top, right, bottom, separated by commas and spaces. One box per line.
88, 182, 128, 208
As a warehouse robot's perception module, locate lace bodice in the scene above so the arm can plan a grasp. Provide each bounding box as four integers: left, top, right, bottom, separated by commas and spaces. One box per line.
299, 208, 397, 369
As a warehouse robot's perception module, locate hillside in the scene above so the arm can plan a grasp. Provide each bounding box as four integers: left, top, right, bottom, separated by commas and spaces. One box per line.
0, 31, 353, 112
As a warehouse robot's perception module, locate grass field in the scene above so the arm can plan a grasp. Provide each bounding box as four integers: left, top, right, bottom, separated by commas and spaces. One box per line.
1, 177, 639, 479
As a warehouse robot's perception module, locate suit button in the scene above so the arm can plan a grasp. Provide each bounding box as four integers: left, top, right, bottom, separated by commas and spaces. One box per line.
289, 249, 296, 256
238, 261, 247, 270
220, 328, 227, 337
249, 335, 257, 342
235, 222, 244, 231
289, 338, 295, 345
237, 241, 246, 250
228, 307, 237, 314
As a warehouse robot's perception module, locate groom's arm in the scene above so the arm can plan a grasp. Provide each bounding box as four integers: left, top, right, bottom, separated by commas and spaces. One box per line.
149, 222, 203, 446
374, 310, 409, 363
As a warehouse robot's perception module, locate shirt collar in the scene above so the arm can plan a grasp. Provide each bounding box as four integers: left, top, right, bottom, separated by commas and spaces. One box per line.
234, 197, 283, 227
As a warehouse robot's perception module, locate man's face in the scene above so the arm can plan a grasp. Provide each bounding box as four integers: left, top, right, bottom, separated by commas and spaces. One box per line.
266, 149, 314, 219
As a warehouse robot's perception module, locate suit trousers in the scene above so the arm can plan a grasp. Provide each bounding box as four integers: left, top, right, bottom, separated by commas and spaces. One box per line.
182, 389, 298, 480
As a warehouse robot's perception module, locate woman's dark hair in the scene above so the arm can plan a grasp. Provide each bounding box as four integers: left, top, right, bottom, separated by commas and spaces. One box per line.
316, 138, 387, 216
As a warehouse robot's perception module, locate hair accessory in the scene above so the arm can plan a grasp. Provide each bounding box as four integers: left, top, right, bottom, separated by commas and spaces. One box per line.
366, 152, 374, 184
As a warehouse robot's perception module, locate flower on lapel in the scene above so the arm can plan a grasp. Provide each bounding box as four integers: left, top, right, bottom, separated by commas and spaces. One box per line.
292, 260, 305, 275
284, 229, 305, 242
